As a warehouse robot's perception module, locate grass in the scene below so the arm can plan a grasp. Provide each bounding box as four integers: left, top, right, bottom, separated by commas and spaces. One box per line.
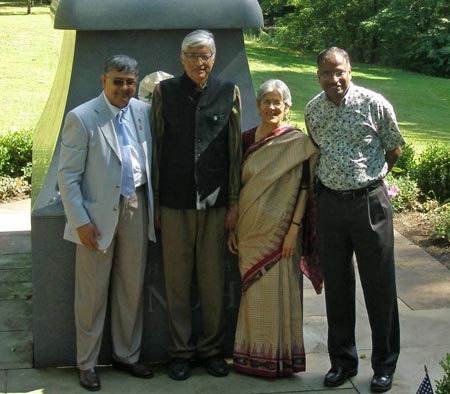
0, 6, 448, 155
0, 4, 63, 135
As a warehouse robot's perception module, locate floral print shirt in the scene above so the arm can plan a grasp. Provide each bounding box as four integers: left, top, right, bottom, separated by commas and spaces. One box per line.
304, 83, 405, 191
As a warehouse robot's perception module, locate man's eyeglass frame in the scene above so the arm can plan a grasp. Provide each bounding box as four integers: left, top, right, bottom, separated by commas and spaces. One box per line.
183, 52, 214, 63
318, 70, 349, 81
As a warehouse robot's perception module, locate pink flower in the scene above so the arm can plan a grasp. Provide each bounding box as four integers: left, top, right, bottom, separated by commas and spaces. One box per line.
384, 180, 399, 199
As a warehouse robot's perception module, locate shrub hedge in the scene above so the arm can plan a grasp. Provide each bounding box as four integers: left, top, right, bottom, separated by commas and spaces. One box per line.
413, 141, 450, 203
431, 203, 450, 242
389, 140, 450, 242
0, 129, 32, 200
0, 129, 32, 179
385, 173, 421, 213
436, 353, 450, 394
392, 142, 415, 177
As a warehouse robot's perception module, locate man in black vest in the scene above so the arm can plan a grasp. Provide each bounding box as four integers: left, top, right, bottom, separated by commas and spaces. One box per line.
151, 29, 242, 381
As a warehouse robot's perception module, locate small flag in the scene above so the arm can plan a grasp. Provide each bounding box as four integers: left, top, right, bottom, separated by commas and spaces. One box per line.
416, 365, 434, 394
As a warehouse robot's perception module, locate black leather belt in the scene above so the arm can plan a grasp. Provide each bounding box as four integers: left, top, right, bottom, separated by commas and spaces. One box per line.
320, 180, 383, 199
135, 184, 147, 193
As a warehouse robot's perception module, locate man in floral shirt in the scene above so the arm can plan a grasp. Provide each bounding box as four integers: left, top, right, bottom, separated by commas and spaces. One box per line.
305, 47, 405, 393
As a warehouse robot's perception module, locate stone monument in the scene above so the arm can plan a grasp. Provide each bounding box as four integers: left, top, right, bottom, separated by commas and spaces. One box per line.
31, 0, 263, 367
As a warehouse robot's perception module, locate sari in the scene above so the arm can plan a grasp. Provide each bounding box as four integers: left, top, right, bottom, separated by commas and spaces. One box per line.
233, 125, 320, 378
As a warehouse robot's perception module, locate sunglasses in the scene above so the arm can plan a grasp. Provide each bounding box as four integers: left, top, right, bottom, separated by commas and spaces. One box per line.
108, 78, 137, 87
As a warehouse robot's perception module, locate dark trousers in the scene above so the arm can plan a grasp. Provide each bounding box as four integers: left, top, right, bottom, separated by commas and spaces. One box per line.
316, 182, 400, 375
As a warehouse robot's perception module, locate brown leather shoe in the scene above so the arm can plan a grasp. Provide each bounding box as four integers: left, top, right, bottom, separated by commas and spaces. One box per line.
79, 368, 101, 391
112, 361, 154, 379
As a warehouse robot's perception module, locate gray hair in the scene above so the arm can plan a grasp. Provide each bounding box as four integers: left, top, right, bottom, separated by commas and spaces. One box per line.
181, 30, 216, 54
103, 54, 139, 77
317, 47, 351, 68
256, 79, 292, 107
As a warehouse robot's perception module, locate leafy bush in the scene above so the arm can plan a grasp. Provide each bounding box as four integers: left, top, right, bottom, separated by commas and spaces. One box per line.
0, 129, 32, 178
436, 353, 450, 394
414, 141, 450, 203
392, 142, 416, 177
430, 203, 450, 243
385, 173, 421, 213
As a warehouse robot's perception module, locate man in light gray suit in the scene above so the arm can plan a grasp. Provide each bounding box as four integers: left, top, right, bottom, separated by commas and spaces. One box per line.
58, 55, 155, 391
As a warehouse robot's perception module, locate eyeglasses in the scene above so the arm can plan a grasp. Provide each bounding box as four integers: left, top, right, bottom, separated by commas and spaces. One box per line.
260, 99, 284, 108
109, 78, 137, 87
319, 70, 348, 81
183, 52, 214, 63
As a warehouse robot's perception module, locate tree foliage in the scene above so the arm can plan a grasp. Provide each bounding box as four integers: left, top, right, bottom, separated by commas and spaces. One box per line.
258, 0, 450, 77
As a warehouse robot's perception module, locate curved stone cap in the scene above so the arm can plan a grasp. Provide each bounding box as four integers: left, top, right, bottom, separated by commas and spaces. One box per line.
52, 0, 263, 30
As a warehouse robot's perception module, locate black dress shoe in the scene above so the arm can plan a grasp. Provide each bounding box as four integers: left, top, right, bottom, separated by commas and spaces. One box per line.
324, 366, 358, 387
112, 361, 154, 378
371, 374, 393, 392
79, 368, 101, 391
168, 358, 191, 380
204, 356, 229, 377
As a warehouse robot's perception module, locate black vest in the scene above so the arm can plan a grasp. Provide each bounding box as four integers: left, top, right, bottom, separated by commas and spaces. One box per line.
159, 73, 235, 209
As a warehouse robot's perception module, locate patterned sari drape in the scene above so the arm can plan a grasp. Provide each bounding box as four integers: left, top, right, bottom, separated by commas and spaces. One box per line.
233, 125, 319, 377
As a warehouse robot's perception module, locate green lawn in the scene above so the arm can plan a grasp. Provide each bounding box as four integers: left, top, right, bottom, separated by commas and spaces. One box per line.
0, 5, 63, 135
0, 6, 448, 155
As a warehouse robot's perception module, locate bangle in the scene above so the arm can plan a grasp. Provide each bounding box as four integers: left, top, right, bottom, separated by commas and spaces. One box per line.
292, 221, 302, 227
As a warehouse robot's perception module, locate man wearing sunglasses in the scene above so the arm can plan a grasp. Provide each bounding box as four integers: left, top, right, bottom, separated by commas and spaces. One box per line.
58, 54, 156, 391
151, 29, 242, 381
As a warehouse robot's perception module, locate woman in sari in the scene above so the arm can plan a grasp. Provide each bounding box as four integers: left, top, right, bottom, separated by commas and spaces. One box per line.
227, 79, 320, 378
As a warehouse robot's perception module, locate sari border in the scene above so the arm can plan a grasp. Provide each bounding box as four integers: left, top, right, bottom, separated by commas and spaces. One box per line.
233, 351, 306, 378
242, 125, 299, 161
241, 248, 281, 293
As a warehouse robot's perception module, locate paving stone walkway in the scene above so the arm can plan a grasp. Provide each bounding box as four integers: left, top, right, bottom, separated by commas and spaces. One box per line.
1, 199, 449, 393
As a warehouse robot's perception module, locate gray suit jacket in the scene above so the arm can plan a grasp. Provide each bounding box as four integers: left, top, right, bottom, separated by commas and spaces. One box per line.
57, 93, 156, 250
